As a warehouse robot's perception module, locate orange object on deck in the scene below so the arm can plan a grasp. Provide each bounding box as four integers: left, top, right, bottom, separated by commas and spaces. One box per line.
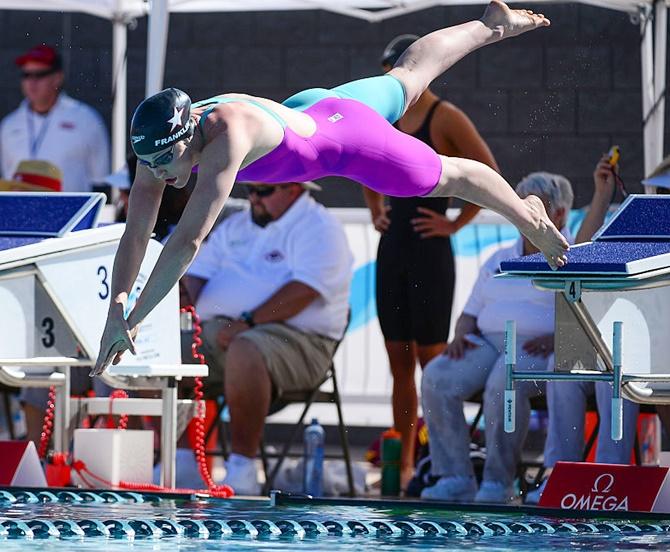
583, 411, 660, 465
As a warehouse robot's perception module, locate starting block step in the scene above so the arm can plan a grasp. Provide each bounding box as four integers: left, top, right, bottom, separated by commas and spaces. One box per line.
106, 364, 209, 378
0, 357, 92, 366
72, 397, 198, 417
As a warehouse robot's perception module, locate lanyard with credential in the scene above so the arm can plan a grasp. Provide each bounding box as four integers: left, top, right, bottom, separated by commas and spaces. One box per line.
26, 108, 53, 158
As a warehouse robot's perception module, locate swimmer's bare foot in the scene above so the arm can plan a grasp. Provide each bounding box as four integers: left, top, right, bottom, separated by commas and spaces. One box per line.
481, 0, 550, 41
522, 195, 569, 270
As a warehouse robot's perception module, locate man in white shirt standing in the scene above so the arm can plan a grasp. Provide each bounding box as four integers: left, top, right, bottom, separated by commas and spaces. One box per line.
182, 181, 353, 495
0, 45, 110, 192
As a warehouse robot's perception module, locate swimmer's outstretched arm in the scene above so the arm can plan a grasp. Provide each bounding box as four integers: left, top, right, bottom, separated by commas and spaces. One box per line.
128, 141, 249, 327
92, 170, 164, 375
390, 1, 549, 111
92, 130, 251, 375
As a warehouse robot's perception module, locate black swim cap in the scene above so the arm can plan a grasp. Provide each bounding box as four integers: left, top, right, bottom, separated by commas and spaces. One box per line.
381, 34, 420, 67
130, 88, 194, 156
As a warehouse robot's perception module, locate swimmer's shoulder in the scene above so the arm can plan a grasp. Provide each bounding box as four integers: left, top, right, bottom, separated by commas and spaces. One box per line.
195, 93, 287, 164
195, 93, 283, 114
195, 93, 287, 130
193, 95, 259, 137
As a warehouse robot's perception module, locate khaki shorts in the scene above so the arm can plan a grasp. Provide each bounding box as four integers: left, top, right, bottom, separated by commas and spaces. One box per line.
195, 317, 338, 398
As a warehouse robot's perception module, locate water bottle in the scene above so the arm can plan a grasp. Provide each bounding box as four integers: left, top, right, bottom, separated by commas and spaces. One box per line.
381, 428, 402, 496
303, 418, 325, 496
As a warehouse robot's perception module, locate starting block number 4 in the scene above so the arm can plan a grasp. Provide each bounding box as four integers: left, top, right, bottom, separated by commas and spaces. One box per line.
565, 280, 582, 302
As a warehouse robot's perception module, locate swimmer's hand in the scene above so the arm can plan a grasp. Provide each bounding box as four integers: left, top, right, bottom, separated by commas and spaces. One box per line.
522, 195, 569, 270
91, 303, 137, 376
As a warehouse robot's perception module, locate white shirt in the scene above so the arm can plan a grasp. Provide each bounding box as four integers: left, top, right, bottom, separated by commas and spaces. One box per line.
188, 193, 353, 340
0, 93, 110, 192
463, 228, 574, 337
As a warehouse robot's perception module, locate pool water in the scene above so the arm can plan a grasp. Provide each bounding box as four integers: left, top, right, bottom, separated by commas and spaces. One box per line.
2, 490, 670, 551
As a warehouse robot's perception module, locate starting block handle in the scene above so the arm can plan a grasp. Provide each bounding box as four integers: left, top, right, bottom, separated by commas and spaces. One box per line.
504, 389, 516, 433
611, 321, 623, 441
504, 320, 516, 433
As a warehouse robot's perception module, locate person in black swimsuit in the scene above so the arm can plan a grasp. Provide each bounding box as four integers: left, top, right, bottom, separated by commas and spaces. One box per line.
363, 35, 500, 488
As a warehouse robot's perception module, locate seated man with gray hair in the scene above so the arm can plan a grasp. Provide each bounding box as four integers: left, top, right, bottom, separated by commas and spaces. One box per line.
421, 160, 614, 503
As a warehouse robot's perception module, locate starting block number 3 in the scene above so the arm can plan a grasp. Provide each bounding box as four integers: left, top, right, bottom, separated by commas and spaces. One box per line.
97, 265, 110, 300
565, 280, 582, 302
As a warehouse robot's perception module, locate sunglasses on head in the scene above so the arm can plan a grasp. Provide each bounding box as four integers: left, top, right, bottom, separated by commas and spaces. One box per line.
138, 147, 175, 169
245, 184, 279, 198
21, 68, 58, 80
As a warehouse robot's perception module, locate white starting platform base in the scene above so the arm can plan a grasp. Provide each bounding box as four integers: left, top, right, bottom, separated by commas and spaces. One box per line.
72, 429, 154, 488
0, 193, 209, 488
539, 461, 670, 513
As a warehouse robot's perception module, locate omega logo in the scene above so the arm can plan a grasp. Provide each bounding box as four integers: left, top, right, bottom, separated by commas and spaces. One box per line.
591, 473, 615, 494
560, 472, 628, 511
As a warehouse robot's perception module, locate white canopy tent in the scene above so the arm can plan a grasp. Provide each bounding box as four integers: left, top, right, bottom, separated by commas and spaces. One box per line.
0, 0, 666, 185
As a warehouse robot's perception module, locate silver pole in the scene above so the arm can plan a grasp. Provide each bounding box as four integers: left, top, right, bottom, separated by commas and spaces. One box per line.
611, 322, 623, 441
146, 0, 169, 96
504, 320, 516, 433
53, 366, 71, 454
112, 15, 128, 172
160, 378, 177, 488
512, 371, 613, 382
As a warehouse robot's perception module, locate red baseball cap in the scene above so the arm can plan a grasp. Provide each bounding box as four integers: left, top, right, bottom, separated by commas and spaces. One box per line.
15, 45, 62, 69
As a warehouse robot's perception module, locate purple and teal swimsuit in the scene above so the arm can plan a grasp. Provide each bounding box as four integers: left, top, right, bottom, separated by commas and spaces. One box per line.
193, 75, 443, 197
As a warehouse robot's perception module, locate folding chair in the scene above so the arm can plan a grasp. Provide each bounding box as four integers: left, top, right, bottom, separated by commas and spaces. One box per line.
466, 391, 548, 490
259, 359, 354, 496
204, 316, 355, 497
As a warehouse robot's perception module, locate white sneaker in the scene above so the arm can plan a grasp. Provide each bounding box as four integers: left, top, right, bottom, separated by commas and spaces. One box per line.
223, 453, 260, 496
474, 480, 515, 504
420, 476, 477, 502
524, 479, 547, 505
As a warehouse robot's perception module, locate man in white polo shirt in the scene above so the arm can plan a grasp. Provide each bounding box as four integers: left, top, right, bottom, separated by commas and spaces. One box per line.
0, 45, 110, 192
182, 180, 353, 495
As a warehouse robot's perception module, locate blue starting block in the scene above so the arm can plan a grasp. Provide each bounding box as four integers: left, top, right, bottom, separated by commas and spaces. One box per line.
501, 195, 670, 276
0, 192, 105, 266
0, 192, 104, 237
499, 195, 670, 441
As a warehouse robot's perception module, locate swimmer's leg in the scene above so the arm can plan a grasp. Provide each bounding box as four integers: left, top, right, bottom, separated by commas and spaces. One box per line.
283, 77, 406, 124
331, 75, 406, 124
389, 0, 549, 113
427, 156, 568, 269
282, 88, 337, 111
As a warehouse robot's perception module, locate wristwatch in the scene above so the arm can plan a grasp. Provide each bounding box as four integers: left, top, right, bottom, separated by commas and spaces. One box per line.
239, 310, 256, 327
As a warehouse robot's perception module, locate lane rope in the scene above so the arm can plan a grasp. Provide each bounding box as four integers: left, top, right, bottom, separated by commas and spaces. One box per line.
0, 514, 669, 540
